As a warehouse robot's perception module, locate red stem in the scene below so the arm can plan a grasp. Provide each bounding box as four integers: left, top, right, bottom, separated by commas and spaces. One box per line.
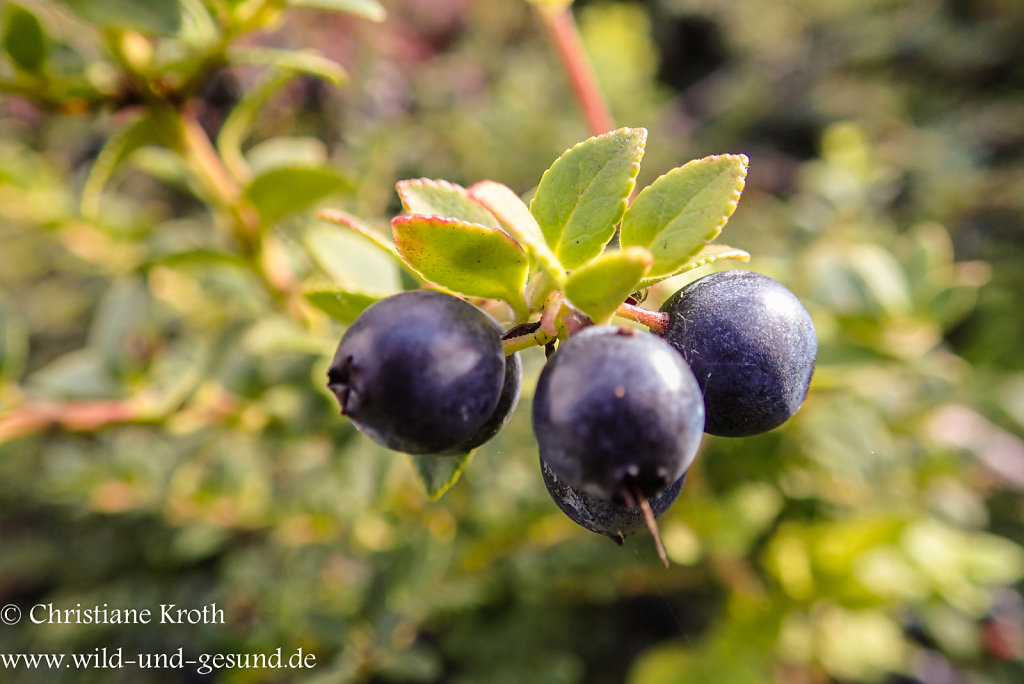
615, 302, 670, 335
535, 3, 615, 137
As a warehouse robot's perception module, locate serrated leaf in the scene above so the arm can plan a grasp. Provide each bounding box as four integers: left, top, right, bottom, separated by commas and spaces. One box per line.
227, 47, 346, 85
530, 127, 646, 269
621, 154, 748, 279
304, 288, 383, 323
244, 166, 349, 225
392, 215, 529, 306
396, 179, 501, 229
81, 114, 159, 219
409, 451, 474, 500
4, 5, 47, 72
287, 0, 386, 21
63, 0, 182, 34
637, 244, 750, 288
564, 246, 652, 323
467, 180, 565, 283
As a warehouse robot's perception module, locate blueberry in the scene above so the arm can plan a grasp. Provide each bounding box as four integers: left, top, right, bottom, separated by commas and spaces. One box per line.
532, 326, 705, 502
659, 270, 817, 437
541, 456, 686, 542
327, 290, 514, 454
442, 350, 522, 454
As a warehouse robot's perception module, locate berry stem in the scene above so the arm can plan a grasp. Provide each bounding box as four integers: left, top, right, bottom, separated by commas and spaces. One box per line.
623, 483, 670, 569
534, 2, 615, 137
615, 302, 670, 335
501, 323, 555, 355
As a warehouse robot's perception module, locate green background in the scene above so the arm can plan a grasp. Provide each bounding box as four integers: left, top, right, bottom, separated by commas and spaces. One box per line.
2, 0, 1024, 682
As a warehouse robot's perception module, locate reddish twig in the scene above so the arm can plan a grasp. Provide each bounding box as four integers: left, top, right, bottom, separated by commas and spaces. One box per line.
535, 3, 615, 137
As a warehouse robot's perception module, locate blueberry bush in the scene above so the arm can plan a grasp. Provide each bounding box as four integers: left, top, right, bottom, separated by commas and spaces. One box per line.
2, 1, 1024, 683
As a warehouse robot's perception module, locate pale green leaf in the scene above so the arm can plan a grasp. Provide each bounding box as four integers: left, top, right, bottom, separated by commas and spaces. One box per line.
564, 247, 652, 323
467, 180, 565, 283
530, 127, 646, 268
303, 287, 383, 323
227, 47, 347, 85
396, 179, 501, 229
409, 451, 475, 501
217, 70, 295, 181
246, 137, 327, 175
244, 166, 349, 225
80, 114, 159, 220
287, 0, 386, 22
3, 5, 47, 72
637, 244, 750, 288
62, 0, 182, 34
305, 220, 402, 292
621, 154, 748, 279
392, 215, 529, 306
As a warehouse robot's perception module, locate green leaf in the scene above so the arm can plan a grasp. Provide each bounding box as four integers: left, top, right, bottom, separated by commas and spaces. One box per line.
396, 179, 501, 229
305, 221, 403, 292
287, 0, 386, 22
246, 137, 327, 175
467, 180, 565, 283
621, 154, 748, 279
217, 70, 295, 181
3, 5, 47, 72
227, 47, 347, 85
391, 215, 529, 307
62, 0, 183, 34
316, 209, 401, 261
80, 114, 159, 220
408, 451, 475, 501
530, 127, 646, 269
304, 287, 383, 323
564, 247, 652, 323
244, 166, 350, 225
637, 244, 750, 288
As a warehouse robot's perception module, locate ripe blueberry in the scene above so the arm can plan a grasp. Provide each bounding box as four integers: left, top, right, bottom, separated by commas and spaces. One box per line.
531, 326, 705, 502
442, 350, 522, 454
659, 270, 817, 437
541, 456, 686, 542
327, 290, 514, 454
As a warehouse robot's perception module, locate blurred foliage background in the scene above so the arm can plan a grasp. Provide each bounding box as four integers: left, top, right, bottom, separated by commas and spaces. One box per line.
2, 0, 1024, 682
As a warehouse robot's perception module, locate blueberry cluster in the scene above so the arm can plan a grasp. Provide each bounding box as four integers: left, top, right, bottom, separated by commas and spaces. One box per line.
326, 270, 816, 555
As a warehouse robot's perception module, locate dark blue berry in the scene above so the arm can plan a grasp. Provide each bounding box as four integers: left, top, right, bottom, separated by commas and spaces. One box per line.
442, 350, 522, 454
660, 270, 817, 437
327, 290, 513, 454
541, 456, 686, 542
532, 326, 705, 502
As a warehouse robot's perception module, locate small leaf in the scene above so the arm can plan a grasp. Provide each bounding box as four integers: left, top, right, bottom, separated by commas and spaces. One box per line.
621, 154, 748, 279
530, 127, 646, 269
227, 47, 347, 85
564, 247, 652, 323
317, 209, 401, 260
396, 179, 501, 229
409, 451, 475, 501
287, 0, 386, 22
81, 114, 159, 219
246, 137, 327, 175
304, 287, 384, 323
3, 5, 47, 72
392, 215, 529, 306
244, 166, 350, 225
637, 244, 750, 288
467, 180, 565, 283
63, 0, 182, 34
217, 70, 295, 181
